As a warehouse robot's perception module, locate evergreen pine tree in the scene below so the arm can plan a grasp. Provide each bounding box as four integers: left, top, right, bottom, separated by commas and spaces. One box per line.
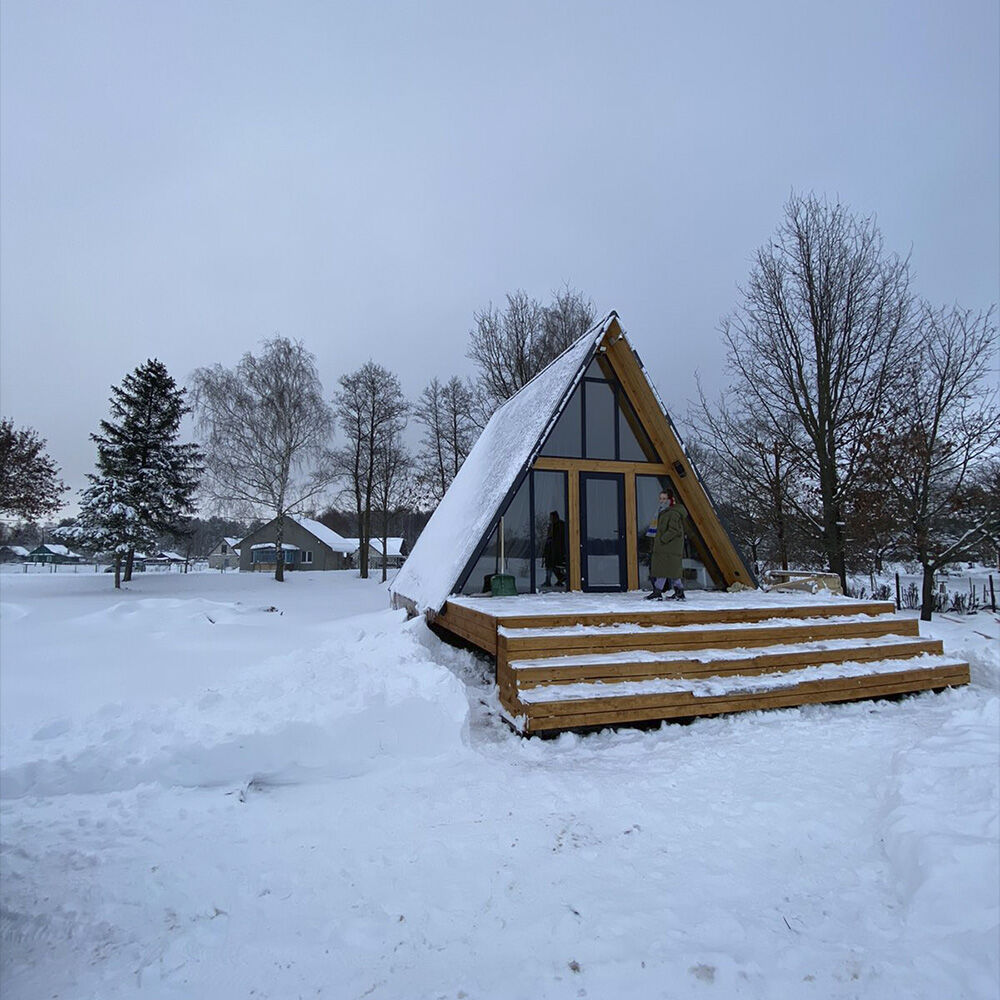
79, 360, 202, 586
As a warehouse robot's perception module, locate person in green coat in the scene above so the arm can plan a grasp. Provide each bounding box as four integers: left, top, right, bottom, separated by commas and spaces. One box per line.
645, 488, 687, 601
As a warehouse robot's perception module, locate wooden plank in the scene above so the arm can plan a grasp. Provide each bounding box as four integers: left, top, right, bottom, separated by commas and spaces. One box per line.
625, 471, 638, 591
532, 457, 671, 475
492, 601, 897, 630
522, 662, 969, 715
514, 639, 946, 686
503, 618, 920, 657
568, 473, 581, 591
435, 602, 497, 654
602, 327, 755, 587
522, 665, 971, 732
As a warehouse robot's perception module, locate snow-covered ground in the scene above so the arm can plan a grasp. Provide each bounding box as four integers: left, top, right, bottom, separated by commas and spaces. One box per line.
1, 571, 997, 999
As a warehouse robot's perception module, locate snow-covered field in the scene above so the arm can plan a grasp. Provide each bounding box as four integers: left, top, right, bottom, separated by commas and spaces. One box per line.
1, 571, 997, 1000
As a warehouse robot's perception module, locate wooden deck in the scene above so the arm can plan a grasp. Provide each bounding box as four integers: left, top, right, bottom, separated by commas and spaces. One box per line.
433, 593, 970, 734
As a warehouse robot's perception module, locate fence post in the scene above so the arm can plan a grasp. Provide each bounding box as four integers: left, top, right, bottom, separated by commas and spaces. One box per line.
895, 572, 901, 611
990, 575, 996, 613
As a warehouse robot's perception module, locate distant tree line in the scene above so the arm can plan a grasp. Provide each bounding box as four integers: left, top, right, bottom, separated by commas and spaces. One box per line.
3, 285, 592, 585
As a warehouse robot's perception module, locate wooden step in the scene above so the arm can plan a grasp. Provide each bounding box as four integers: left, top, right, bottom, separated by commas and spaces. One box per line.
499, 615, 919, 658
490, 600, 896, 631
513, 659, 971, 734
511, 636, 945, 687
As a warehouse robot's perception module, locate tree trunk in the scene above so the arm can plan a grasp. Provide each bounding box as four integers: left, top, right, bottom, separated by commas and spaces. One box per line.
920, 560, 935, 622
359, 509, 370, 579
274, 512, 285, 582
123, 546, 135, 582
114, 554, 122, 590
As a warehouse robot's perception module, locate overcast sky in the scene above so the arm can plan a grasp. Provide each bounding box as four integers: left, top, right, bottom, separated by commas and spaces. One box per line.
2, 0, 997, 507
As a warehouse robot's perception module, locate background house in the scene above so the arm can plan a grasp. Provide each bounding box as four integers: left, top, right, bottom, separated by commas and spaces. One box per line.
28, 543, 82, 564
345, 537, 407, 570
207, 536, 242, 570
0, 545, 30, 563
238, 516, 354, 572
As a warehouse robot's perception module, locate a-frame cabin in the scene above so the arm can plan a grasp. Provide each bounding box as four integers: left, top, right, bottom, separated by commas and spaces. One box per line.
392, 313, 969, 734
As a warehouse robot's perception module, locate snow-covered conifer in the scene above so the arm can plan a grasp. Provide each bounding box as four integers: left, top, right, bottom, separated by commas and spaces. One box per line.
81, 360, 202, 586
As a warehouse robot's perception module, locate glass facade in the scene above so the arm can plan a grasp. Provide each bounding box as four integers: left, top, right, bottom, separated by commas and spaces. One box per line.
540, 384, 582, 458
459, 470, 568, 595
584, 380, 616, 460
635, 474, 709, 589
534, 470, 568, 590
539, 357, 660, 463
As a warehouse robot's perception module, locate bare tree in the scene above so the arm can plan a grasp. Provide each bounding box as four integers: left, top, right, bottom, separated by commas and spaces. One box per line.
191, 338, 335, 582
467, 286, 595, 420
371, 422, 412, 582
333, 362, 408, 579
882, 304, 999, 619
689, 386, 805, 572
722, 192, 913, 591
0, 420, 67, 521
413, 376, 476, 502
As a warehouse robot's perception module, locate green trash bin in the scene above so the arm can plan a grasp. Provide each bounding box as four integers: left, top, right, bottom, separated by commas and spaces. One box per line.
489, 515, 516, 596
490, 573, 516, 596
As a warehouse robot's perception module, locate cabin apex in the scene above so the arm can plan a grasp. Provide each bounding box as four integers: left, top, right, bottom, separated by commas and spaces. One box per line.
390, 311, 754, 615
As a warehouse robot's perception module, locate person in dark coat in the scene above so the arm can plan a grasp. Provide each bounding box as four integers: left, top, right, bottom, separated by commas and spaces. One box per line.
542, 510, 567, 587
645, 488, 687, 600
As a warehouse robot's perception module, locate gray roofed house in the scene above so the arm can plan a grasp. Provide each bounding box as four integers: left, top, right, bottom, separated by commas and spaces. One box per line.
238, 516, 354, 572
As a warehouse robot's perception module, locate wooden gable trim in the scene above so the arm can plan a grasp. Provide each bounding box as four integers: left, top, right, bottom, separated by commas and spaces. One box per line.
599, 320, 755, 587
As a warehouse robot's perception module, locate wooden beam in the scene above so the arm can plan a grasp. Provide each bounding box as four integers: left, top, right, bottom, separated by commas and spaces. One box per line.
533, 456, 671, 475
600, 327, 755, 586
568, 472, 582, 590
625, 471, 638, 590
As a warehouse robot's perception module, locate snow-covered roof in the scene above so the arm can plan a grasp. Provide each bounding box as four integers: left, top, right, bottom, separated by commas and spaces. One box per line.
34, 543, 79, 557
390, 313, 614, 613
154, 551, 185, 561
373, 537, 405, 558
223, 537, 242, 549
290, 516, 356, 554
344, 537, 405, 558
1, 545, 29, 556
250, 542, 299, 551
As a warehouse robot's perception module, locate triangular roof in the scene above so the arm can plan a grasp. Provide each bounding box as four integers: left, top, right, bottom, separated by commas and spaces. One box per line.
391, 312, 753, 613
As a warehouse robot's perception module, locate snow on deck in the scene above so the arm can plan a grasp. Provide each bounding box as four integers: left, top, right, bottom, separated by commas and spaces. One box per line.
508, 634, 933, 670
449, 588, 866, 618
499, 613, 897, 639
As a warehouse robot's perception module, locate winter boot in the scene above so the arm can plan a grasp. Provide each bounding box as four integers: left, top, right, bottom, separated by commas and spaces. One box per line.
664, 586, 686, 601
644, 587, 663, 601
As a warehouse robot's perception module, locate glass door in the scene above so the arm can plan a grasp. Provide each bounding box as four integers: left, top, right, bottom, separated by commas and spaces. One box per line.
580, 473, 626, 592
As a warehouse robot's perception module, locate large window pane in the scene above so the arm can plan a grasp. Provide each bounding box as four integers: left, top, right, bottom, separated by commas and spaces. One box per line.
500, 476, 532, 594
618, 392, 659, 462
532, 470, 568, 591
636, 474, 671, 587
460, 525, 498, 595
459, 476, 531, 595
540, 384, 583, 457
584, 380, 616, 459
